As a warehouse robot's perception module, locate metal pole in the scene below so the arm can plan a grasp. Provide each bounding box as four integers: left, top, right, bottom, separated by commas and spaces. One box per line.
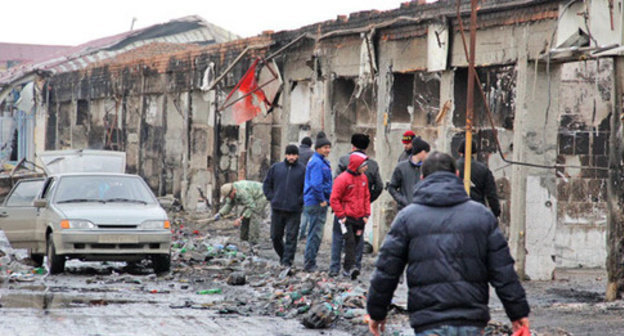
463, 0, 478, 195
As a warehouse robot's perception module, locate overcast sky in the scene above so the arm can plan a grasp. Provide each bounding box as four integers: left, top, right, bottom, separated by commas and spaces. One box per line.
0, 0, 439, 46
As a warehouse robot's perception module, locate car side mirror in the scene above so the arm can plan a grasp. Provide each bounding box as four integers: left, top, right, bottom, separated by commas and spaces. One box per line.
33, 199, 48, 208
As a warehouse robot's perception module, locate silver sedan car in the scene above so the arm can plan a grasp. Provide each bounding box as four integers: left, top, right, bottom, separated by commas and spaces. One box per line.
0, 173, 171, 274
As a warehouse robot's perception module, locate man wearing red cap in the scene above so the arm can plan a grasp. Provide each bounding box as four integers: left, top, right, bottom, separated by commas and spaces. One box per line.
399, 130, 416, 162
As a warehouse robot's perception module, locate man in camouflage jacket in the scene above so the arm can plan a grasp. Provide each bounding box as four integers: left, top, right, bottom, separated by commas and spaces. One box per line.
217, 181, 268, 244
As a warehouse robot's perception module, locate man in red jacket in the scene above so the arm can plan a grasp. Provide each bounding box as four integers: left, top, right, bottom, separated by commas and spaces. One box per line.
330, 152, 371, 280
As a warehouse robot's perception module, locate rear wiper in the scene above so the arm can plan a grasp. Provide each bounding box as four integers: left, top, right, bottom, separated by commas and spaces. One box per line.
56, 198, 104, 204
103, 198, 148, 205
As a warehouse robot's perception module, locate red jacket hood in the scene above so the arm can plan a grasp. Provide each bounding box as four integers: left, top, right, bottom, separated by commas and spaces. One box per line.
348, 152, 368, 172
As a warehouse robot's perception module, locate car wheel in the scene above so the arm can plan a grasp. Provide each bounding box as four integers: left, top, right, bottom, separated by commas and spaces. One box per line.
30, 254, 44, 267
152, 254, 170, 274
46, 235, 65, 274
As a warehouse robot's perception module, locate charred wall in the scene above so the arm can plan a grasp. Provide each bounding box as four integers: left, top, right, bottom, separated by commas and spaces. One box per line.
555, 59, 612, 268
44, 39, 271, 209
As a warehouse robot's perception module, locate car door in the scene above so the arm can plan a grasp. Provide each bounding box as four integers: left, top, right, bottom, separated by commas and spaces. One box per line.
0, 179, 45, 248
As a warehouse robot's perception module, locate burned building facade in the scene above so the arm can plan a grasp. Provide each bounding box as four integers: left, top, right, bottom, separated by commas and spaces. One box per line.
8, 0, 624, 295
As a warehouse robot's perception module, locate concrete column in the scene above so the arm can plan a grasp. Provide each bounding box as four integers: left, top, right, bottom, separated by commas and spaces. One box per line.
510, 54, 560, 280
606, 57, 624, 301
371, 63, 394, 251
436, 71, 455, 152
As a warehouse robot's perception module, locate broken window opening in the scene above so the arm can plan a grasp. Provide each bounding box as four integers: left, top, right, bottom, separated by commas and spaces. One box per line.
77, 100, 89, 126
390, 73, 414, 124
332, 77, 356, 142
9, 129, 18, 161
413, 72, 441, 126
454, 66, 516, 131
354, 84, 377, 127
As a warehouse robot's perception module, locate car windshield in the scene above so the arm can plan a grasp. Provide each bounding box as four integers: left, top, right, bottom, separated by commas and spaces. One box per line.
53, 176, 156, 205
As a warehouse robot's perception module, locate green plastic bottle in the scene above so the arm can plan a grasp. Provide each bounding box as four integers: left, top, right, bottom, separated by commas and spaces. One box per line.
197, 288, 222, 294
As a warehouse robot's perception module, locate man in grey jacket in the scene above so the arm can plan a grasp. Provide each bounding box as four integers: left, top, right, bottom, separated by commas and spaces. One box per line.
387, 137, 430, 210
298, 136, 315, 240
298, 137, 314, 166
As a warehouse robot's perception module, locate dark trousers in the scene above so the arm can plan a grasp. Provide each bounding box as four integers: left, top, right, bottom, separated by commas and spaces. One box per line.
343, 217, 365, 272
330, 216, 364, 274
240, 217, 250, 241
270, 209, 301, 267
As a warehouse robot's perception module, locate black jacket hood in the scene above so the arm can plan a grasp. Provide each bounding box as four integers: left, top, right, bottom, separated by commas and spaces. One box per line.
413, 171, 470, 207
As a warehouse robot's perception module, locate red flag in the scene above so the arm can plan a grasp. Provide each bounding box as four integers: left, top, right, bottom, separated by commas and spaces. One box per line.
226, 59, 270, 124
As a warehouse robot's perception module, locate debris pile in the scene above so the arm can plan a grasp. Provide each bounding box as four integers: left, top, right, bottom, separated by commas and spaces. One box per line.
166, 213, 372, 331
0, 231, 44, 282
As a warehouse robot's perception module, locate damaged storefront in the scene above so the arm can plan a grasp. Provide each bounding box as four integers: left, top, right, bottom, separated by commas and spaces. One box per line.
7, 0, 624, 299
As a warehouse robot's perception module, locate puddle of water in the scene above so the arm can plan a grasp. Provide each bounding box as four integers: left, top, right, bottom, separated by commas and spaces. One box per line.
0, 292, 138, 309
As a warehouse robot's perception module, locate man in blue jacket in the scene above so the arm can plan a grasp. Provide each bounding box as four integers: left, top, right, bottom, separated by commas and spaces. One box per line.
367, 152, 530, 336
263, 145, 306, 268
303, 132, 333, 272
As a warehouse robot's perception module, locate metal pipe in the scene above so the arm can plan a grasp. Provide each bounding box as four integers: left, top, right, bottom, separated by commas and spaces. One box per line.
463, 0, 478, 195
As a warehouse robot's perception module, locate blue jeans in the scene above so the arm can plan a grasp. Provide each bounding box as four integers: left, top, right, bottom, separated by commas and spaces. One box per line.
414, 325, 483, 336
329, 216, 364, 274
303, 204, 328, 271
299, 212, 309, 239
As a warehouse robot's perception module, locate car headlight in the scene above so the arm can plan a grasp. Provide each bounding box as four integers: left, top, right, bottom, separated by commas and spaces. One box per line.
60, 219, 95, 229
140, 220, 170, 230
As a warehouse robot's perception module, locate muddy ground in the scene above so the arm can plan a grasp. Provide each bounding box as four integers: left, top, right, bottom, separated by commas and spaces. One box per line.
0, 212, 621, 336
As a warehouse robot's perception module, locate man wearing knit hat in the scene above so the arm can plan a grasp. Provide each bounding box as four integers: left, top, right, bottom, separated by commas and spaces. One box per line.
263, 145, 306, 268
303, 131, 333, 272
329, 133, 383, 277
215, 180, 267, 244
398, 130, 416, 162
456, 139, 501, 218
387, 137, 430, 210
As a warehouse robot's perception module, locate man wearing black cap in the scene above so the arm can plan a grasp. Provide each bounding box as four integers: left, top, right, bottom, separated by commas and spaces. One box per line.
329, 133, 383, 277
457, 139, 501, 218
399, 130, 416, 162
263, 145, 306, 268
387, 137, 430, 210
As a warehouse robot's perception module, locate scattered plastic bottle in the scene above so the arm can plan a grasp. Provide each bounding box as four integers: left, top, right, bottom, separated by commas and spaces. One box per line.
289, 291, 302, 302
32, 267, 45, 275
197, 288, 222, 294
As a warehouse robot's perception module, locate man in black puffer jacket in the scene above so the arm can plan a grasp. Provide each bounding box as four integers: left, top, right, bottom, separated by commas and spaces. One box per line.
263, 145, 306, 267
367, 152, 529, 336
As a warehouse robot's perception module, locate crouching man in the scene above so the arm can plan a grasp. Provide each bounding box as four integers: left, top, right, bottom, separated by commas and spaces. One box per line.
367, 152, 530, 336
216, 181, 267, 244
329, 152, 370, 280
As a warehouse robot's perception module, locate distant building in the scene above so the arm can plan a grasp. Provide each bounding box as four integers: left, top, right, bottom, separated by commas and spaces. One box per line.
0, 15, 238, 164
0, 42, 72, 74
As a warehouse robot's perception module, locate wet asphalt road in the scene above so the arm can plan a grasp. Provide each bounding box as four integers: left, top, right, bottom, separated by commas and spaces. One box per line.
0, 261, 352, 336
0, 213, 622, 336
